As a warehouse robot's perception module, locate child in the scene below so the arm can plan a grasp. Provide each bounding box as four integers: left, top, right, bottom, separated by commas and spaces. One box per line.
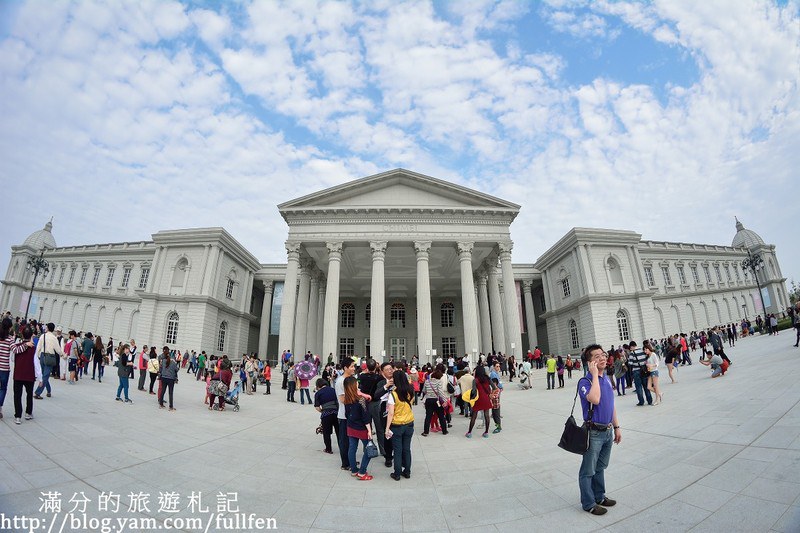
262, 363, 272, 395
490, 377, 502, 433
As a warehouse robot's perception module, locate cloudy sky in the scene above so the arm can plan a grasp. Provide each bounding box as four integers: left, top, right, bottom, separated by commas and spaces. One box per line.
1, 0, 799, 289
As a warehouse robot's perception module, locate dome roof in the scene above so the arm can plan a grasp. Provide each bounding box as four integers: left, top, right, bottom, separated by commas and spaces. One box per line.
732, 217, 765, 248
22, 220, 57, 250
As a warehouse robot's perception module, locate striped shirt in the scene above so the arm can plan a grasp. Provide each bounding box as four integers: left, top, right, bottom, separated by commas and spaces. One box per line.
0, 337, 29, 371
628, 349, 648, 371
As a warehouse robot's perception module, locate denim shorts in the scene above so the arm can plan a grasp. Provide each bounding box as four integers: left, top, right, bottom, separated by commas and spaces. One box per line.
650, 369, 659, 377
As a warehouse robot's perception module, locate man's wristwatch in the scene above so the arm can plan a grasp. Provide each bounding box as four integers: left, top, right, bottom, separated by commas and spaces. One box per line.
613, 425, 620, 429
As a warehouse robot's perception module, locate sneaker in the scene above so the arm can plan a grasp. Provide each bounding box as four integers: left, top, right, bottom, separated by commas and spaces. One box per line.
465, 432, 472, 438
482, 432, 489, 438
492, 427, 502, 434
401, 471, 410, 479
34, 395, 43, 400
115, 397, 122, 402
168, 408, 175, 412
46, 393, 51, 397
356, 473, 373, 481
587, 505, 607, 515
124, 399, 133, 404
390, 473, 401, 481
24, 414, 33, 420
598, 497, 616, 507
14, 417, 21, 425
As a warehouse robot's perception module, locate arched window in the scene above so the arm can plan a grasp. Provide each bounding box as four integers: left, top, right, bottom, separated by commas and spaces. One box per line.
391, 303, 405, 328
226, 269, 237, 299
440, 302, 455, 328
165, 312, 179, 344
569, 319, 579, 350
340, 303, 355, 328
607, 257, 623, 286
616, 309, 630, 342
365, 304, 371, 328
217, 321, 227, 351
172, 257, 188, 287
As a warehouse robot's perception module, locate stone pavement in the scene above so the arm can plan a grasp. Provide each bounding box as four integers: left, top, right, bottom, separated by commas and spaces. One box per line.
1, 334, 799, 532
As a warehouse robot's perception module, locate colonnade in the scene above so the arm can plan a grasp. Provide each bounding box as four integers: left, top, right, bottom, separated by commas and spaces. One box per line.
269, 240, 537, 363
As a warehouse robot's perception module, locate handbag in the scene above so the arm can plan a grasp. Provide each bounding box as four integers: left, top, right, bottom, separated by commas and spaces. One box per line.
41, 335, 58, 368
461, 381, 479, 407
558, 379, 593, 455
364, 439, 379, 458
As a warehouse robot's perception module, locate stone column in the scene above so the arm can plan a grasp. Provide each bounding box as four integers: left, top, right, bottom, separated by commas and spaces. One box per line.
579, 244, 596, 293
322, 242, 343, 361
316, 282, 325, 357
370, 241, 387, 362
306, 274, 319, 355
487, 261, 506, 355
293, 260, 312, 357
240, 271, 254, 313
257, 280, 274, 359
476, 269, 492, 354
277, 242, 301, 354
415, 241, 433, 363
499, 242, 523, 360
457, 242, 479, 365
522, 280, 538, 351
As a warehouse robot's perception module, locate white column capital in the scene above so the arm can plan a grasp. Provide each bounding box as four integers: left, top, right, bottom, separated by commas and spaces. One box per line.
370, 241, 388, 257
326, 241, 343, 257
476, 270, 488, 287
263, 279, 274, 294
414, 241, 432, 256
522, 279, 533, 293
457, 241, 474, 257
497, 241, 514, 258
286, 241, 301, 257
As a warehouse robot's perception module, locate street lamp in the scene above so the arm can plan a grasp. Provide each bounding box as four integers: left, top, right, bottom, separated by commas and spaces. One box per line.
742, 251, 767, 318
23, 248, 50, 323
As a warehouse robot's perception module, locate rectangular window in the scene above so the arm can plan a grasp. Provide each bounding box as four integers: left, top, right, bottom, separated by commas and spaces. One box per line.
440, 303, 455, 328
68, 267, 76, 284
661, 266, 672, 286
340, 304, 355, 328
138, 267, 150, 289
561, 278, 571, 298
121, 267, 131, 288
644, 266, 655, 287
691, 266, 700, 284
91, 267, 101, 286
677, 266, 686, 285
442, 337, 457, 358
79, 266, 88, 286
390, 338, 406, 358
58, 266, 65, 284
703, 266, 712, 283
105, 267, 115, 287
338, 338, 355, 359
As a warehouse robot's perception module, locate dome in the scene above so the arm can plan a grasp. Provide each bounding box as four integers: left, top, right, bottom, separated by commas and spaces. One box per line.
731, 217, 765, 248
22, 220, 57, 250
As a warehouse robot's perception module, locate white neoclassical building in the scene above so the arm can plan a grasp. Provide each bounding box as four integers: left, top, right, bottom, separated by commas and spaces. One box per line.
2, 169, 789, 361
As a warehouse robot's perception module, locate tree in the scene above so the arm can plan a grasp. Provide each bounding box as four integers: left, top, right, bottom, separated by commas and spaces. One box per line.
790, 279, 800, 306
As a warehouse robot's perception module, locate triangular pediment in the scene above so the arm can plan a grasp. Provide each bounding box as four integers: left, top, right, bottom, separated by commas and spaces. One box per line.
279, 169, 520, 212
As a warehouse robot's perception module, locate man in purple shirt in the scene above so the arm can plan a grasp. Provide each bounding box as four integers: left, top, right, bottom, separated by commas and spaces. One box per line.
578, 344, 622, 516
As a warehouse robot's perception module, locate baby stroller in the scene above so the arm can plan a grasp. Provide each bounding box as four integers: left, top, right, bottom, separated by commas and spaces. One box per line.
224, 381, 241, 412
518, 364, 533, 390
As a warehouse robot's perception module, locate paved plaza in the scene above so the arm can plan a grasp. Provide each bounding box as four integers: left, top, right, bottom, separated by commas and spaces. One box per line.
1, 334, 800, 532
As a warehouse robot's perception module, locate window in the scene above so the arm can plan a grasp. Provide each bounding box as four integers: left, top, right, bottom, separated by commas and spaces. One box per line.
561, 278, 571, 298
58, 266, 65, 284
217, 321, 227, 351
442, 337, 457, 358
68, 266, 76, 284
661, 266, 672, 286
724, 265, 731, 282
226, 279, 235, 299
440, 302, 455, 328
390, 338, 406, 358
139, 267, 150, 289
105, 266, 115, 287
569, 319, 579, 350
340, 303, 355, 328
121, 267, 132, 288
339, 338, 355, 359
391, 303, 405, 328
616, 310, 629, 342
690, 265, 700, 284
165, 312, 179, 344
539, 294, 546, 312
644, 266, 655, 287
677, 266, 686, 285
703, 265, 712, 283
91, 267, 101, 286
79, 266, 88, 286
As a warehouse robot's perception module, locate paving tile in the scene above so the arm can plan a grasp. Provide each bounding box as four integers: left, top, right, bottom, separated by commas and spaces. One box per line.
689, 494, 788, 532
608, 498, 710, 532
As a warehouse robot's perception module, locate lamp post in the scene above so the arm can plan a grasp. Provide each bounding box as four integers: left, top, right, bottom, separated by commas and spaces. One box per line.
742, 251, 767, 318
23, 248, 50, 323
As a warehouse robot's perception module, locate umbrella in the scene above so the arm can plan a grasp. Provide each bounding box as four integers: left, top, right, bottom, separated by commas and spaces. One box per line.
294, 360, 317, 380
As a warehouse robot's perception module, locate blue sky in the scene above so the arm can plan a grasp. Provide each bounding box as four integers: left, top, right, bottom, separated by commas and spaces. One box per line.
1, 0, 799, 294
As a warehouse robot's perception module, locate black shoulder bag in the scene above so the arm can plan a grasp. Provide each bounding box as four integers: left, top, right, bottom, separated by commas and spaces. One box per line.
558, 378, 593, 455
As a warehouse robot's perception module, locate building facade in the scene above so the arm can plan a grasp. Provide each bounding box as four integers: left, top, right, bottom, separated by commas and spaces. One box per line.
2, 169, 789, 361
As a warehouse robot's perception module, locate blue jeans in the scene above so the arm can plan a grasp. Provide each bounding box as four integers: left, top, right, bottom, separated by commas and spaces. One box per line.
615, 376, 625, 395
632, 369, 652, 405
391, 422, 414, 476
338, 419, 350, 468
0, 370, 9, 407
35, 364, 52, 396
116, 376, 130, 400
579, 428, 614, 510
299, 388, 311, 404
348, 436, 372, 475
